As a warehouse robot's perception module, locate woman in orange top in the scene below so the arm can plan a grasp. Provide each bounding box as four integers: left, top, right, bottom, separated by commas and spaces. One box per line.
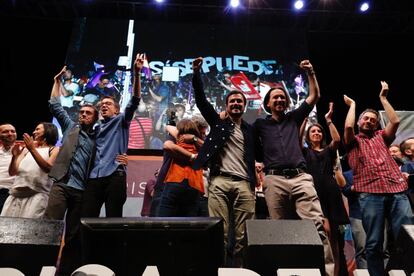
158, 119, 203, 216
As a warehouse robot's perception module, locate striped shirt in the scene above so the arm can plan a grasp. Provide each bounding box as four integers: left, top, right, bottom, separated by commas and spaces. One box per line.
128, 117, 153, 149
347, 130, 407, 193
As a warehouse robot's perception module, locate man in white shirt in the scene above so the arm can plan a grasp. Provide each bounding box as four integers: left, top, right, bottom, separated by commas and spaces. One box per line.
0, 123, 17, 212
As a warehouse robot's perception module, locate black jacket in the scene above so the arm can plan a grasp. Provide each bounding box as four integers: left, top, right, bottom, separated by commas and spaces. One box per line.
192, 72, 256, 190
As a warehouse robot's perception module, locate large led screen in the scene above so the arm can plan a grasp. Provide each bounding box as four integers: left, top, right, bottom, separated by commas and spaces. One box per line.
60, 18, 311, 150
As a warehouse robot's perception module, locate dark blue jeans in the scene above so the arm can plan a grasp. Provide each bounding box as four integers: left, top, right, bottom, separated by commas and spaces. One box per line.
359, 192, 413, 276
158, 180, 200, 217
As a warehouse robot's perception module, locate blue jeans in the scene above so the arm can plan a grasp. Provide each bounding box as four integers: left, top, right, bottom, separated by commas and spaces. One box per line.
158, 180, 200, 217
359, 192, 413, 276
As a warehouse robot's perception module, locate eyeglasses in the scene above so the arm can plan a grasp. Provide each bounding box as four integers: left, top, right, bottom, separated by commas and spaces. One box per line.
101, 101, 114, 106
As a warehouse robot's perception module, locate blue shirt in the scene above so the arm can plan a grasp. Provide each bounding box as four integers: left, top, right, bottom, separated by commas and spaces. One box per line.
401, 160, 414, 173
89, 96, 140, 178
341, 170, 362, 219
401, 160, 414, 191
49, 97, 96, 190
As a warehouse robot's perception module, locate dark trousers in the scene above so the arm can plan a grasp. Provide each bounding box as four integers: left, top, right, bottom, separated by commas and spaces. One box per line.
0, 188, 9, 213
197, 196, 209, 217
150, 182, 165, 217
158, 180, 200, 217
44, 183, 84, 276
82, 171, 127, 218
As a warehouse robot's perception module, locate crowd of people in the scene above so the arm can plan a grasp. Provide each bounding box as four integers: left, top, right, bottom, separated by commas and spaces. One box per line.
0, 55, 413, 276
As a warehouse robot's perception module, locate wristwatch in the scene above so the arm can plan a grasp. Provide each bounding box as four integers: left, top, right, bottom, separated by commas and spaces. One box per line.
193, 136, 198, 143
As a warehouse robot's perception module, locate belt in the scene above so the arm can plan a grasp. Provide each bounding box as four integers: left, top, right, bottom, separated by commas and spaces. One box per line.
113, 170, 126, 177
266, 168, 306, 179
217, 171, 245, 182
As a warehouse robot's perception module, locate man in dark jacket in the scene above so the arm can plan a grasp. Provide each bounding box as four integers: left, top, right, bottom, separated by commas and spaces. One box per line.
192, 57, 256, 267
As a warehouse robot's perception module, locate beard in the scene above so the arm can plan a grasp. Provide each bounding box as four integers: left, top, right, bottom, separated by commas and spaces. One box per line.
359, 125, 375, 136
392, 155, 404, 166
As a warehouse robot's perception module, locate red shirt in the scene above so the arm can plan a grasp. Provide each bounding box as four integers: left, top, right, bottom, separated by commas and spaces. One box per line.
347, 130, 407, 193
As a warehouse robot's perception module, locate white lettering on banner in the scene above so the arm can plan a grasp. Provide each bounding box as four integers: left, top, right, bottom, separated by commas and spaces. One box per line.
126, 158, 163, 197
131, 181, 136, 195
150, 61, 164, 75
148, 55, 279, 77
126, 181, 147, 197
138, 182, 146, 196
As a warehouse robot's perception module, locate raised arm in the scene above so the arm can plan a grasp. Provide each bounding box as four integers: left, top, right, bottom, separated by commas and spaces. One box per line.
379, 81, 400, 145
49, 67, 74, 131
132, 53, 144, 98
121, 54, 143, 123
301, 60, 320, 106
192, 57, 219, 126
50, 66, 67, 99
325, 102, 340, 150
343, 95, 356, 146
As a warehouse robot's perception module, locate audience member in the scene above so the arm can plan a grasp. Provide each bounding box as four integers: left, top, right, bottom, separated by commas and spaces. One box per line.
149, 73, 171, 125
86, 74, 119, 103
128, 100, 152, 149
61, 69, 81, 111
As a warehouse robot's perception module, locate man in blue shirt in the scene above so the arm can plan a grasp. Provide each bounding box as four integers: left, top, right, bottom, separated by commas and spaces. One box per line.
81, 53, 143, 218
45, 66, 100, 276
